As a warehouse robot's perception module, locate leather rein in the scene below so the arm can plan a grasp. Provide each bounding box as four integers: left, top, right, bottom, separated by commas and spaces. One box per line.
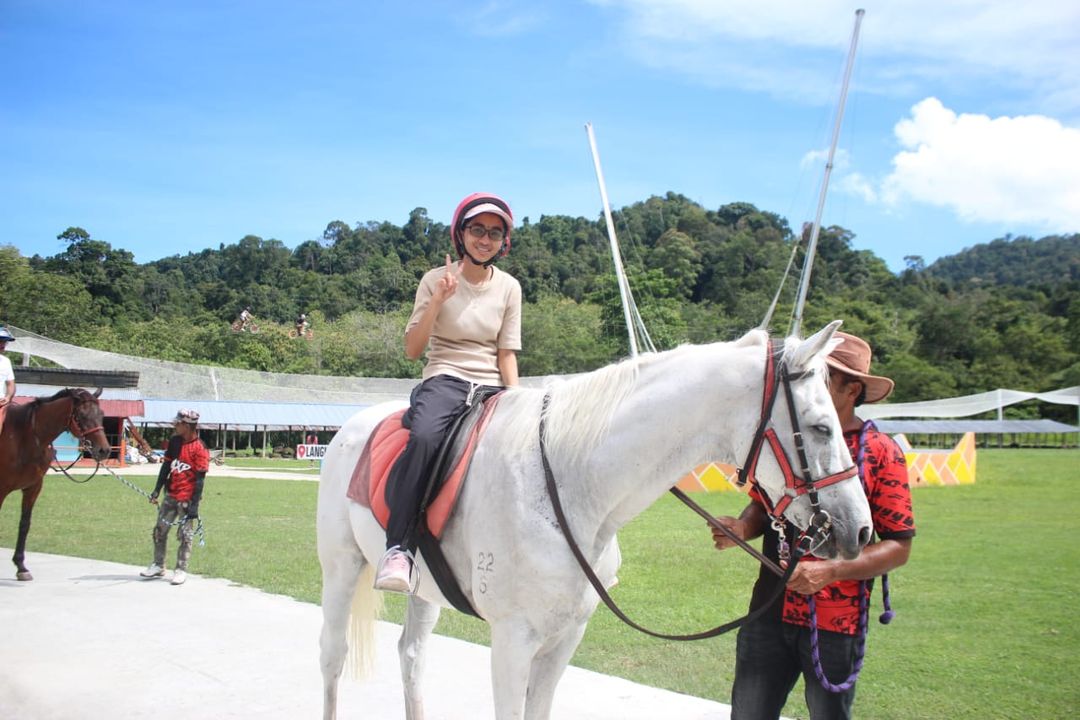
51, 397, 106, 483
539, 338, 855, 641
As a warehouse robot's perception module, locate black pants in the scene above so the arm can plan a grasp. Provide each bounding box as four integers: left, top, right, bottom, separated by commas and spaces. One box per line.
384, 375, 498, 552
731, 615, 859, 720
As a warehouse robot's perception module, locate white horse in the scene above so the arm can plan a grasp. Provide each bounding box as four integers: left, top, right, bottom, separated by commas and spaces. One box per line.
317, 321, 872, 720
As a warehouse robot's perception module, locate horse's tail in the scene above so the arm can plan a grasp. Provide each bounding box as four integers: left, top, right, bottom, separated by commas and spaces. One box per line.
345, 563, 383, 680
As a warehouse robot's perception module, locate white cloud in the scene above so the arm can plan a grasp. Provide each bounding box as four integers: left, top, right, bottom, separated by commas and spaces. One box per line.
799, 148, 878, 202
465, 1, 545, 36
800, 147, 843, 170
593, 0, 1080, 113
837, 172, 878, 204
880, 98, 1080, 230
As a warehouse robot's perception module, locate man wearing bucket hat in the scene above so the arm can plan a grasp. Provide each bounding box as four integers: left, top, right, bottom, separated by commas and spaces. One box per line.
712, 331, 916, 720
0, 327, 17, 436
140, 408, 210, 586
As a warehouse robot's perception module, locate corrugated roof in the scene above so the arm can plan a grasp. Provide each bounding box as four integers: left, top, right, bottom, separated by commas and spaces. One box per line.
14, 383, 379, 430
14, 386, 144, 418
16, 384, 141, 400
133, 399, 375, 430
875, 419, 1079, 434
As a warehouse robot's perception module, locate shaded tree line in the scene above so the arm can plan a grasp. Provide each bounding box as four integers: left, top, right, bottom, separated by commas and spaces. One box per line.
2, 193, 1077, 413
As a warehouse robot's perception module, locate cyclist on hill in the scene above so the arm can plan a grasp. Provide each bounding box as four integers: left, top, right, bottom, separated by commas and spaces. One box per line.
232, 306, 256, 333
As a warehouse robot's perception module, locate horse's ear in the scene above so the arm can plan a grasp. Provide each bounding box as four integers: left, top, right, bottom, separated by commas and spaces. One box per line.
789, 320, 843, 371
93, 387, 103, 398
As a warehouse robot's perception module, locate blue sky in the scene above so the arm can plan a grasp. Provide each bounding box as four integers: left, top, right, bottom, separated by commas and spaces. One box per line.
2, 0, 1077, 272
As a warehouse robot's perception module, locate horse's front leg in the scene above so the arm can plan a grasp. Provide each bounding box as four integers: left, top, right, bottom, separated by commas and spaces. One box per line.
524, 621, 589, 720
398, 596, 440, 720
13, 481, 43, 581
490, 620, 543, 720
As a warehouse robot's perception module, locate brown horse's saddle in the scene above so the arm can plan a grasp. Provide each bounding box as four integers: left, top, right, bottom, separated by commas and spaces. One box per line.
346, 392, 503, 539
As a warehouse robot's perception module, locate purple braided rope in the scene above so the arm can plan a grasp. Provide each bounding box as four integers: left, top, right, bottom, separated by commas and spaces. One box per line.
805, 419, 896, 692
880, 573, 895, 624
808, 583, 868, 692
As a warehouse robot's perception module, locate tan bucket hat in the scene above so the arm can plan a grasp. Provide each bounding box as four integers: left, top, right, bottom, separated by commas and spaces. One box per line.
825, 332, 894, 404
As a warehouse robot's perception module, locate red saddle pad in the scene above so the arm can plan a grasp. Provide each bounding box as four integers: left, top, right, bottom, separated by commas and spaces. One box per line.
346, 396, 502, 539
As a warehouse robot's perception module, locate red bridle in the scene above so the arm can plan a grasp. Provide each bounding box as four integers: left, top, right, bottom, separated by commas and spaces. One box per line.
68, 412, 104, 440
736, 339, 857, 520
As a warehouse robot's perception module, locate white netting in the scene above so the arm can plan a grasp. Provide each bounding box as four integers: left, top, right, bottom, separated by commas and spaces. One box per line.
7, 324, 416, 404
7, 324, 1077, 417
862, 387, 1079, 419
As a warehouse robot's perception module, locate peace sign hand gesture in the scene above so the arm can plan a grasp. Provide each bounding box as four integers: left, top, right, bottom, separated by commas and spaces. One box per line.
433, 254, 460, 304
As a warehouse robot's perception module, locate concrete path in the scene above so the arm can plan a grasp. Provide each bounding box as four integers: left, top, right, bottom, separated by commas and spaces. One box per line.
0, 550, 734, 720
49, 461, 321, 483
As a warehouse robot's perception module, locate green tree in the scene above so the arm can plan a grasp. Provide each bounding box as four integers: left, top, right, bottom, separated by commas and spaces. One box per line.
43, 227, 140, 319
520, 296, 617, 375
651, 229, 701, 300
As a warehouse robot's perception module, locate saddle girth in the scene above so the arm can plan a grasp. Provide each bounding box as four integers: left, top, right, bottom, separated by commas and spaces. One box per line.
346, 390, 503, 618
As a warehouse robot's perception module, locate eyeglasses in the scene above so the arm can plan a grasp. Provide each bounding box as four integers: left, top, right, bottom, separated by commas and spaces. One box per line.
465, 224, 505, 241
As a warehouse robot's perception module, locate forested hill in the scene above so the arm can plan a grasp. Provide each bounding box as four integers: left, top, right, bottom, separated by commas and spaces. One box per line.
924, 234, 1080, 289
1, 193, 1077, 410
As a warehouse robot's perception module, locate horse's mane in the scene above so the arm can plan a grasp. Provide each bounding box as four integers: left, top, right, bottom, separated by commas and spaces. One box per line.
8, 388, 88, 428
501, 328, 770, 468
29, 388, 83, 408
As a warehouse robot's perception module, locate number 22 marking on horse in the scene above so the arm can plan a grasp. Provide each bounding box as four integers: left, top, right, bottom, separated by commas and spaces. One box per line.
477, 551, 494, 594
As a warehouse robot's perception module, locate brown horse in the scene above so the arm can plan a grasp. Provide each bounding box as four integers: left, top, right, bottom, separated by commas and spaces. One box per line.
0, 388, 111, 580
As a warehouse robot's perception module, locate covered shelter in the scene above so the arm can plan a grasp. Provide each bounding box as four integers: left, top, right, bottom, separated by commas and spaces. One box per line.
132, 398, 370, 459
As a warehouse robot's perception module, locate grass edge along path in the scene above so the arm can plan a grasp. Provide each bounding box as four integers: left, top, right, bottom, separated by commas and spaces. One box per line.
2, 449, 1077, 719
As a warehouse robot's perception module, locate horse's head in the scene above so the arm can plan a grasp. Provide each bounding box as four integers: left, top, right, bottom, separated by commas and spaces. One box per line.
741, 321, 872, 560
69, 388, 110, 462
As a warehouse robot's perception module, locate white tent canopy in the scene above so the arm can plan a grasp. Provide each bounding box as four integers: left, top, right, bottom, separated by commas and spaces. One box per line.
862, 386, 1080, 420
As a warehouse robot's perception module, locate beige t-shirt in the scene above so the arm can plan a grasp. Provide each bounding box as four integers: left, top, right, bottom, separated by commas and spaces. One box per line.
407, 263, 522, 385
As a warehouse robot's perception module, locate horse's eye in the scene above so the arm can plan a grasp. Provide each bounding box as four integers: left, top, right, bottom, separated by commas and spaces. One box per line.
812, 424, 832, 437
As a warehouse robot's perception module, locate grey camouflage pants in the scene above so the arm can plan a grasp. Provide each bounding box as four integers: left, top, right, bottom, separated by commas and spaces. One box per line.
152, 496, 195, 571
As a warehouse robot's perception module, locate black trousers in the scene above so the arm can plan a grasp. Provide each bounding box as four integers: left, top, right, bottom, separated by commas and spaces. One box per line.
731, 615, 859, 720
384, 374, 498, 552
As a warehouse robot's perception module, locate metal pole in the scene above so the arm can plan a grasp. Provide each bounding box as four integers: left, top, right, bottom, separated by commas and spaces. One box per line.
791, 8, 865, 335
586, 122, 639, 358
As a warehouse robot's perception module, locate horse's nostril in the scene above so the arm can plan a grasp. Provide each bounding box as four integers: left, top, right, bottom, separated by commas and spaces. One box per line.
858, 525, 872, 547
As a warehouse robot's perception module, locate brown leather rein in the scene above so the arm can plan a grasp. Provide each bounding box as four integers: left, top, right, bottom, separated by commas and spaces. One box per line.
51, 399, 106, 483
539, 338, 854, 641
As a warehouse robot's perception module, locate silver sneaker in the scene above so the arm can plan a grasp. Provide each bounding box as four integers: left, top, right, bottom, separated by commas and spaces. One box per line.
140, 563, 165, 578
170, 569, 188, 586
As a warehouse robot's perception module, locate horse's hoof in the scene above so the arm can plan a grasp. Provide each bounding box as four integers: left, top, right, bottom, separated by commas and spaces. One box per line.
16, 571, 33, 581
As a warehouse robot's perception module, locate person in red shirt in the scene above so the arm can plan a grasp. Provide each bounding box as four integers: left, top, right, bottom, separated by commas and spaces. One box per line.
713, 331, 915, 720
140, 409, 210, 586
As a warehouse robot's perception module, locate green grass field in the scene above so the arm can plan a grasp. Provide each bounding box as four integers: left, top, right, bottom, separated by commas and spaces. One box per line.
2, 450, 1077, 719
221, 456, 321, 473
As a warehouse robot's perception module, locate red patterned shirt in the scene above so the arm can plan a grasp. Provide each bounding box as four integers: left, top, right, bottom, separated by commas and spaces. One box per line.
748, 421, 915, 635
164, 435, 210, 501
